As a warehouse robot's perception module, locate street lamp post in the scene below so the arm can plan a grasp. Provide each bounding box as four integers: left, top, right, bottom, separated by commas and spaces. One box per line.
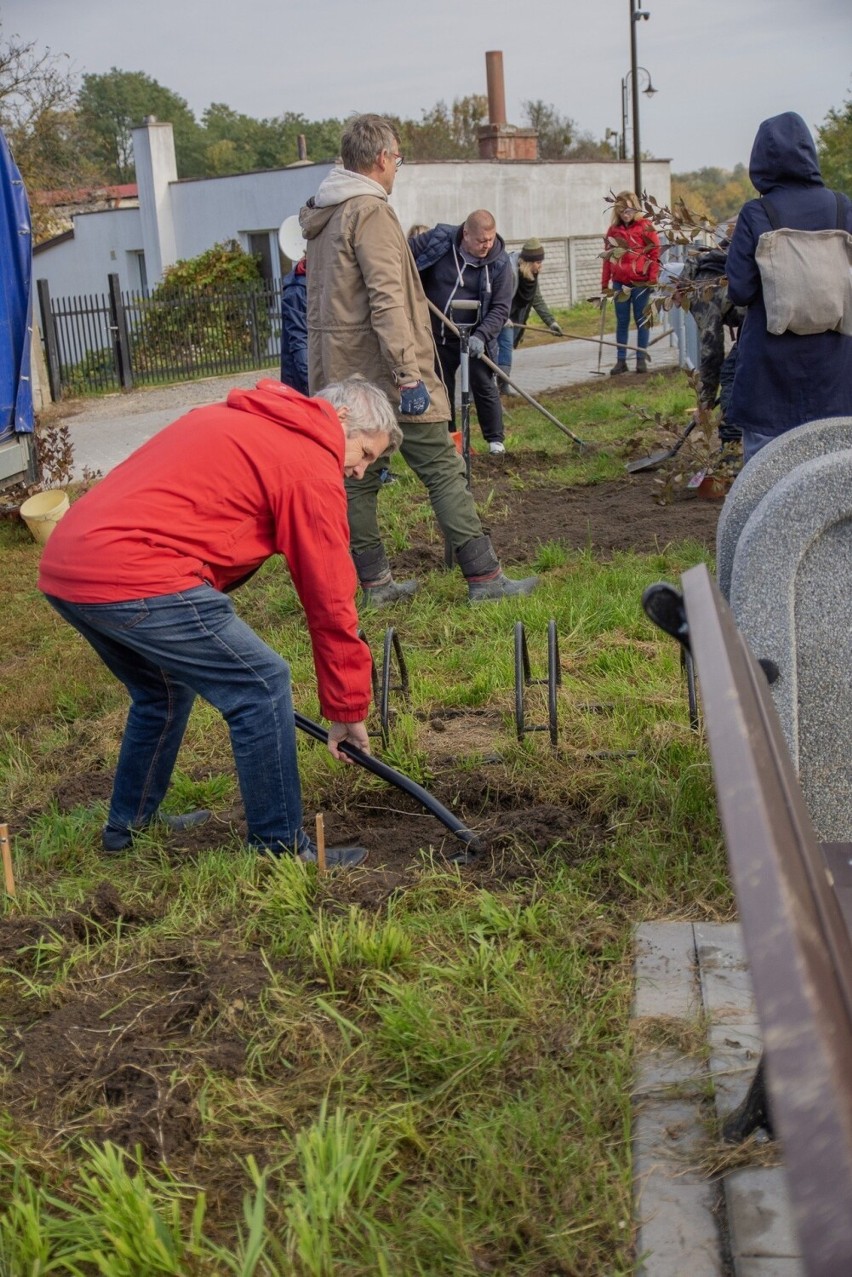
621, 67, 658, 178
627, 0, 653, 197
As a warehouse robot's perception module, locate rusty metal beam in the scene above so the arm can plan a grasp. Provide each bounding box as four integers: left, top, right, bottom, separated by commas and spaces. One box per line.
681, 562, 852, 1276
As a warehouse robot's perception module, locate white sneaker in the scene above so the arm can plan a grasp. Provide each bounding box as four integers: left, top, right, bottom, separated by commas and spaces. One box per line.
488, 441, 506, 455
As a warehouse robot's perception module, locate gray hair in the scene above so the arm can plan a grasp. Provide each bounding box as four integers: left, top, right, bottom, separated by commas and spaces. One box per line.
316, 376, 403, 452
341, 114, 398, 174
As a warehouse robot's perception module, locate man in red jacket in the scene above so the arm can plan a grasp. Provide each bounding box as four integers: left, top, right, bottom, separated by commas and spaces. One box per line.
38, 377, 401, 865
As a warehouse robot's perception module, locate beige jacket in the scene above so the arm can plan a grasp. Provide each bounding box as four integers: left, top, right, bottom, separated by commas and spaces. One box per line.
300, 169, 451, 424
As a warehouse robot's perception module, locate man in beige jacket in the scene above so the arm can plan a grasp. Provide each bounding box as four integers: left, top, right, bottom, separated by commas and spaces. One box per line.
300, 113, 538, 605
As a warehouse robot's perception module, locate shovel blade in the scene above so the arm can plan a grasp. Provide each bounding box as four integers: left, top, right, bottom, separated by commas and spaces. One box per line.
625, 419, 697, 474
626, 448, 673, 474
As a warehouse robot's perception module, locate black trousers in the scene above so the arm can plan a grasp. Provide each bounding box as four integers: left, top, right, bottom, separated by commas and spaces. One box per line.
436, 341, 504, 444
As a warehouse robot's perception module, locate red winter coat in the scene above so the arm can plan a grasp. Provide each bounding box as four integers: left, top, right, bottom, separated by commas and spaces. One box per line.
38, 380, 372, 722
601, 217, 660, 289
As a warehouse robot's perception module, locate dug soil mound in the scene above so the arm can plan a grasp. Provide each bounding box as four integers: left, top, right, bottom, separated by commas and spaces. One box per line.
394, 451, 719, 577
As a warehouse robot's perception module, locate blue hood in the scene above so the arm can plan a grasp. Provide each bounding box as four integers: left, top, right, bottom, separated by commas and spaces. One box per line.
748, 111, 823, 194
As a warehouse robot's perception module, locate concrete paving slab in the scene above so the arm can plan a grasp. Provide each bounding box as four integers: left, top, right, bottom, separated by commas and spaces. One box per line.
633, 1097, 724, 1277
634, 922, 724, 1276
735, 1261, 805, 1277
634, 921, 700, 1020
726, 1167, 801, 1262
634, 921, 806, 1276
694, 923, 763, 1116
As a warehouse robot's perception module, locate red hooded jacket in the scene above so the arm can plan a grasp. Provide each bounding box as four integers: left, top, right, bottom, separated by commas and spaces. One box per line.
601, 217, 660, 289
38, 380, 372, 722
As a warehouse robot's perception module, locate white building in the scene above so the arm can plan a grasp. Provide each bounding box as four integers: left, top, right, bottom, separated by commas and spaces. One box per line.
34, 118, 671, 310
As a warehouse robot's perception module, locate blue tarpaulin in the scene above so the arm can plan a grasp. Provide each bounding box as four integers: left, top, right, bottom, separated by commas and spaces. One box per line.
0, 126, 34, 441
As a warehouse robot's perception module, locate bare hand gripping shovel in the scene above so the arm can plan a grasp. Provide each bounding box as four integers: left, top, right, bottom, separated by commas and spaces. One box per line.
295, 712, 483, 861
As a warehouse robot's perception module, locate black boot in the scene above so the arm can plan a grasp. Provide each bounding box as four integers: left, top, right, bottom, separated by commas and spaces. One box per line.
299, 845, 369, 869
352, 547, 417, 608
610, 359, 629, 376
636, 353, 649, 374
455, 534, 538, 604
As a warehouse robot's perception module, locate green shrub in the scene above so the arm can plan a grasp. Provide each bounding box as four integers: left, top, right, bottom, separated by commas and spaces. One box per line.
131, 240, 271, 372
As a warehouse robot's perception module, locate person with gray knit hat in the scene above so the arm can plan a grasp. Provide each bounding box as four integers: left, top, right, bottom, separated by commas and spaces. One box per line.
496, 239, 563, 392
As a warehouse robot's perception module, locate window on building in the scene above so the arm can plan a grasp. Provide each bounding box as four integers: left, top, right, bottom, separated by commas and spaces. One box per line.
247, 232, 275, 283
128, 250, 148, 294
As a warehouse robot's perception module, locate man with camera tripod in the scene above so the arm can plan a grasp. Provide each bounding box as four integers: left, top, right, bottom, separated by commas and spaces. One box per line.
410, 211, 512, 455
300, 114, 537, 605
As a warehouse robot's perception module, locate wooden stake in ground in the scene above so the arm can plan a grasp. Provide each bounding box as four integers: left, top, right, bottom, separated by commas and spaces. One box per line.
315, 813, 327, 875
0, 824, 15, 898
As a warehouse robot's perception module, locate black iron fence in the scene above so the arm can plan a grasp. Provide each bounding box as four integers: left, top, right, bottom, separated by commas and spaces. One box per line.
37, 273, 284, 399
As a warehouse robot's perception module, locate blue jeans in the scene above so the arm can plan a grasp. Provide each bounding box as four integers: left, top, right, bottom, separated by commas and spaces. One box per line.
613, 286, 651, 362
742, 429, 778, 464
497, 325, 514, 370
45, 586, 311, 855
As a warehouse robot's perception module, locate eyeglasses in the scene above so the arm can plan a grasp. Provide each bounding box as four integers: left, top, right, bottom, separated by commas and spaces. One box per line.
388, 151, 404, 170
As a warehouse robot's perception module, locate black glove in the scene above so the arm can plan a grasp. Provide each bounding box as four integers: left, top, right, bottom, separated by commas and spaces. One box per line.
399, 381, 430, 416
468, 335, 485, 359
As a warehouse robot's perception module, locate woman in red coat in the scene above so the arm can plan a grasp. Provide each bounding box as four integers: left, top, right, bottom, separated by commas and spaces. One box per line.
601, 190, 660, 374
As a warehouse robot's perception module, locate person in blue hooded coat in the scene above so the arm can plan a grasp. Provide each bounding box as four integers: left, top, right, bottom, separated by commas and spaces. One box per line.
726, 111, 852, 462
280, 257, 309, 396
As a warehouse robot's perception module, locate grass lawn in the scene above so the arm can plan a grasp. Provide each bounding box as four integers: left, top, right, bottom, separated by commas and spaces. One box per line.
0, 369, 731, 1275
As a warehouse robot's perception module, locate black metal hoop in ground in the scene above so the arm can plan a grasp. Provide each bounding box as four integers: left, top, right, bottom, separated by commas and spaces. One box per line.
380, 627, 410, 748
358, 626, 410, 749
681, 647, 699, 732
641, 583, 700, 733
514, 620, 561, 747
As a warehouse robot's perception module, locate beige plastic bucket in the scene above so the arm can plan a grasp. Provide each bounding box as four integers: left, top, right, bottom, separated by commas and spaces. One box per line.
19, 489, 70, 545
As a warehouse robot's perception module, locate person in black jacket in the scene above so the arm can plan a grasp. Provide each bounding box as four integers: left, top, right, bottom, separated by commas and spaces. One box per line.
676, 223, 744, 446
410, 211, 512, 454
726, 111, 852, 462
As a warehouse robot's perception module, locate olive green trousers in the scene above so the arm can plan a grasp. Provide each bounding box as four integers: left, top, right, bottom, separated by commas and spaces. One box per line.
345, 420, 483, 556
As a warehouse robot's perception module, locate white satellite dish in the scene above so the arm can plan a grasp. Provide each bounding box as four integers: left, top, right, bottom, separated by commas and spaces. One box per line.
278, 215, 306, 261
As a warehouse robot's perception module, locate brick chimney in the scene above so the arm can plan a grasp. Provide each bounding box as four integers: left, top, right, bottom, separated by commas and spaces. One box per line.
477, 51, 538, 160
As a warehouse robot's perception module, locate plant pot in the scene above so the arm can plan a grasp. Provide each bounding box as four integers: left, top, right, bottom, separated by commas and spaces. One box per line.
696, 474, 731, 501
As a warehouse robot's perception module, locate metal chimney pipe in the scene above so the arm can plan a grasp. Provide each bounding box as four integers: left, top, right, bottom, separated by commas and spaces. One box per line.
485, 51, 507, 126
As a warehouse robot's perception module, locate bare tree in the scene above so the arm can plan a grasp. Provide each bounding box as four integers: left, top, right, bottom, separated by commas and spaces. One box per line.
0, 26, 96, 241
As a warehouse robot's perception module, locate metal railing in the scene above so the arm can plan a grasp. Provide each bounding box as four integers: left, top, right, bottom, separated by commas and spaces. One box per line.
37, 274, 284, 398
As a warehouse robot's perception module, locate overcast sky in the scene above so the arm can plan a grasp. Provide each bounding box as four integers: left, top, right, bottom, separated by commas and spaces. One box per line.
12, 0, 852, 173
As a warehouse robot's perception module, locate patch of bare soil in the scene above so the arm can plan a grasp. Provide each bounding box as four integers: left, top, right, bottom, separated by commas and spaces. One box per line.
394, 450, 719, 577
0, 903, 258, 1162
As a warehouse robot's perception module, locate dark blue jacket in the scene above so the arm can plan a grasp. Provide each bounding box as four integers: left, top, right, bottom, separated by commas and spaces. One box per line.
726, 111, 852, 439
280, 264, 309, 395
409, 223, 511, 359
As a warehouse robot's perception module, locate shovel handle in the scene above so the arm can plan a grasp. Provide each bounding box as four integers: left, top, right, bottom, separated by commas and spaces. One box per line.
425, 300, 587, 449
